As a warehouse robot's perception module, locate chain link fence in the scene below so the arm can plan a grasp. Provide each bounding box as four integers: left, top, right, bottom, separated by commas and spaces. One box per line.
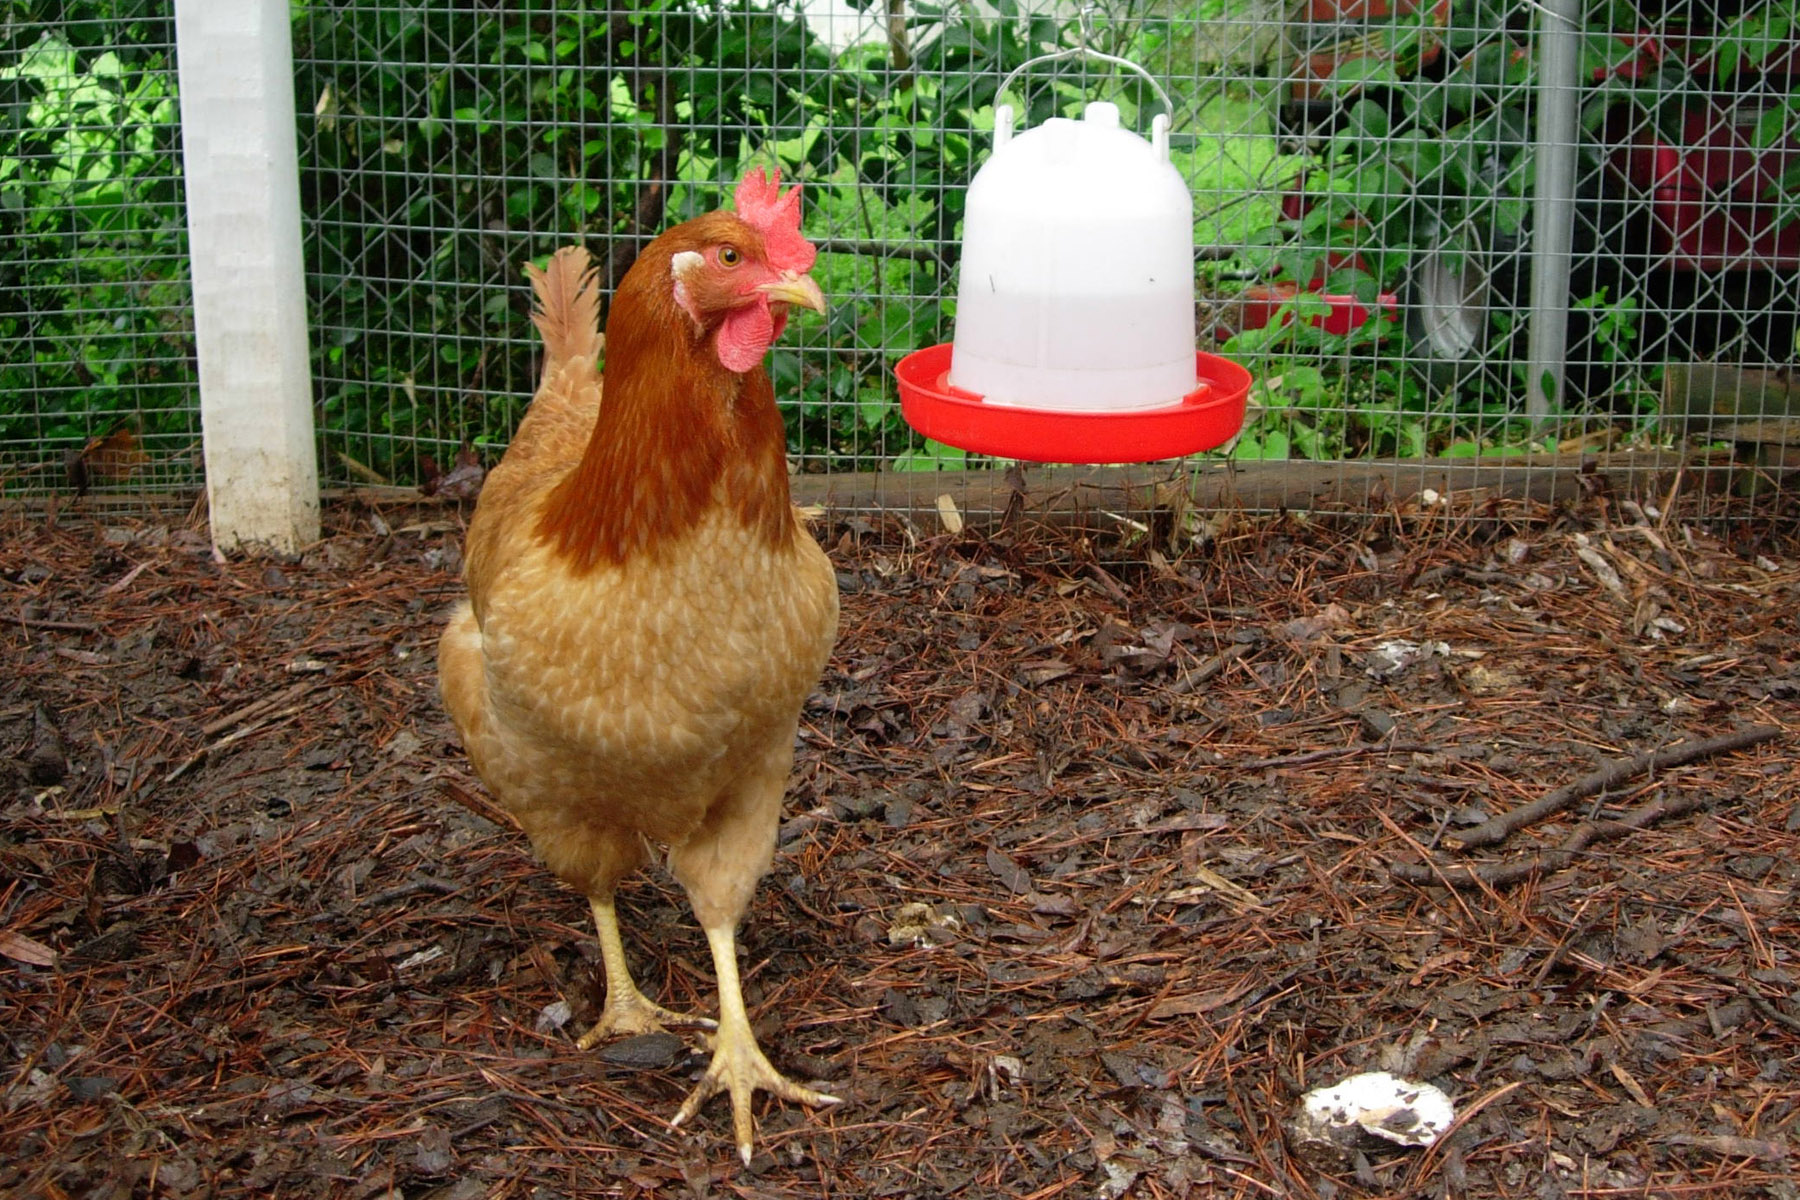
287, 1, 1309, 488
3, 2, 1796, 508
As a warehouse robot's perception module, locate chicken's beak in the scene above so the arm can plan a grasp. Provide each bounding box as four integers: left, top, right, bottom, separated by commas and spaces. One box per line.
759, 270, 827, 314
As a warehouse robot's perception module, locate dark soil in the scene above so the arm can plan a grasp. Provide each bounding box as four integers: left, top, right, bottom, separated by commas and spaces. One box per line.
2, 492, 1798, 1199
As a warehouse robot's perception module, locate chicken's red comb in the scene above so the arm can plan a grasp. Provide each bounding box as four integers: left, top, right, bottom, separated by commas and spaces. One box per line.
733, 167, 816, 275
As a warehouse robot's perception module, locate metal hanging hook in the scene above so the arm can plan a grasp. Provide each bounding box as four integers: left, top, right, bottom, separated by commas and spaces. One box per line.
1076, 2, 1096, 50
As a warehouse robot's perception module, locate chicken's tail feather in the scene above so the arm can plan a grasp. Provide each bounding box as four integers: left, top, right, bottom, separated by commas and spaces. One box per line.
526, 246, 602, 376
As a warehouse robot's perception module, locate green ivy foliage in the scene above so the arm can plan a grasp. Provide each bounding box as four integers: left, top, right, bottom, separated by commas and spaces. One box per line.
0, 1, 196, 487
18, 2, 1788, 485
292, 0, 1118, 482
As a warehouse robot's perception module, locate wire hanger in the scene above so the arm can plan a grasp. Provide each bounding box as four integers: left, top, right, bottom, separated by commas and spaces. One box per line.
995, 3, 1174, 122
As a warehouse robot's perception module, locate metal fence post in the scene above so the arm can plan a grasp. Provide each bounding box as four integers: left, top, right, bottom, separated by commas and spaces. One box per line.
1525, 0, 1583, 423
175, 0, 318, 553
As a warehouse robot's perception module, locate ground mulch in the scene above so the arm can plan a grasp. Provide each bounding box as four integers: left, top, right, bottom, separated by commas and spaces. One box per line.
2, 486, 1797, 1199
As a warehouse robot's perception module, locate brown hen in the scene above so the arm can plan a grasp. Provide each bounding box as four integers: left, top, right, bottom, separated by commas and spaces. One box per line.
438, 169, 838, 1163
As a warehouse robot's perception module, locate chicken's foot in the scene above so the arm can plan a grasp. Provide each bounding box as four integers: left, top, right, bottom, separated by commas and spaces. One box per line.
671, 924, 840, 1164
575, 896, 714, 1049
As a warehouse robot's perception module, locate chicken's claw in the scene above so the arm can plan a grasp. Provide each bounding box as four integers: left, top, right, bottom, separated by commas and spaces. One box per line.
574, 990, 715, 1051
670, 1025, 840, 1165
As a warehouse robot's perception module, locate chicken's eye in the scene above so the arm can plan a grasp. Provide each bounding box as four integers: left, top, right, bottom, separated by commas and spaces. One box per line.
718, 246, 742, 267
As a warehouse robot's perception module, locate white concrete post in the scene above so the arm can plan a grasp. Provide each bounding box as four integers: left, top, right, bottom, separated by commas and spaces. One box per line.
175, 0, 319, 553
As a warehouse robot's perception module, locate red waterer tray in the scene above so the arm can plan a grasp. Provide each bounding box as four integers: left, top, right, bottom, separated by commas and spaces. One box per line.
895, 344, 1251, 464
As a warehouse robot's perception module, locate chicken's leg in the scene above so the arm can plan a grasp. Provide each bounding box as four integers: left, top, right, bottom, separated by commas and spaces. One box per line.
574, 896, 715, 1049
670, 923, 840, 1164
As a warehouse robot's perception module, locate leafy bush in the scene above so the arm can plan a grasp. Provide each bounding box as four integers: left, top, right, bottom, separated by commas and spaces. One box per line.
0, 4, 196, 491
21, 1, 1791, 490
6, 1, 1201, 488
1242, 0, 1800, 457
293, 0, 1158, 482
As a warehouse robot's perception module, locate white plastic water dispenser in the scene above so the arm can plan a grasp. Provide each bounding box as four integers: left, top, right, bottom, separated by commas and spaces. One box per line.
894, 43, 1250, 464
950, 101, 1197, 413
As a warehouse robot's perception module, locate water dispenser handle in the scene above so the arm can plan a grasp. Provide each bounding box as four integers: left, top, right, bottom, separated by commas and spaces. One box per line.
993, 44, 1174, 154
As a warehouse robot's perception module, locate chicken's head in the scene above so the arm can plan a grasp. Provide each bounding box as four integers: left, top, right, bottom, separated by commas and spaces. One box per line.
667, 168, 825, 374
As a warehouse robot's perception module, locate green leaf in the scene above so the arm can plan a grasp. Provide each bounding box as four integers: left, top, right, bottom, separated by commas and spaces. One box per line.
891, 440, 969, 471
1232, 427, 1290, 461
1345, 98, 1390, 141
1324, 56, 1403, 93
1323, 267, 1380, 303
1754, 102, 1796, 150
856, 387, 892, 430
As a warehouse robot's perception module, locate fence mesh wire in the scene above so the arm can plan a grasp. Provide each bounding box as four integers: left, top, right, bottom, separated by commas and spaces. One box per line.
0, 3, 198, 498
3, 3, 1797, 510
287, 2, 1315, 491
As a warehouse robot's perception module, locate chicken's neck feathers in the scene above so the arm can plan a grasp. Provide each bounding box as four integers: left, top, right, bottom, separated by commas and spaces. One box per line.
536, 272, 793, 573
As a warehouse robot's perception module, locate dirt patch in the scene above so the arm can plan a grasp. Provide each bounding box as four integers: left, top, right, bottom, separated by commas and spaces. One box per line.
2, 493, 1797, 1198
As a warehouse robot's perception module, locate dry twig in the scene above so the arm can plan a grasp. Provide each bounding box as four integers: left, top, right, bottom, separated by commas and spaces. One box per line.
1447, 725, 1783, 850
1394, 790, 1722, 888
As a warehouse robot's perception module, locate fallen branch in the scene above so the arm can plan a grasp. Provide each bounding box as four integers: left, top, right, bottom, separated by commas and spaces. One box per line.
1663, 1133, 1792, 1162
437, 775, 515, 829
363, 875, 463, 908
1447, 725, 1783, 850
786, 451, 1695, 534
1392, 790, 1716, 888
1168, 643, 1253, 694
